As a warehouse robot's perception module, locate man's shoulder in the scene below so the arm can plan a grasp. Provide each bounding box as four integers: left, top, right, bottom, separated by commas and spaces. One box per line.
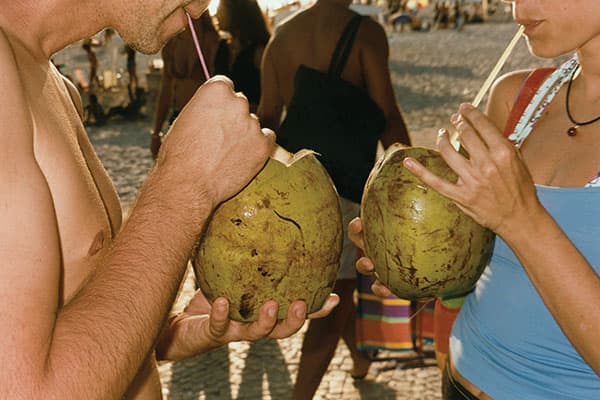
0, 26, 18, 67
0, 27, 27, 101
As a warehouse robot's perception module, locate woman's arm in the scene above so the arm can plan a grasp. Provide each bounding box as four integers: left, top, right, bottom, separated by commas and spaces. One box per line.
404, 99, 600, 374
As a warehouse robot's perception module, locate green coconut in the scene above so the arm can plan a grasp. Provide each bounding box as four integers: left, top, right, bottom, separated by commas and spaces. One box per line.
360, 144, 495, 300
193, 146, 343, 322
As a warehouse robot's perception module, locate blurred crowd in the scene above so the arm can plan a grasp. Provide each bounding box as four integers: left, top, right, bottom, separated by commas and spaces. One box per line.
62, 0, 506, 132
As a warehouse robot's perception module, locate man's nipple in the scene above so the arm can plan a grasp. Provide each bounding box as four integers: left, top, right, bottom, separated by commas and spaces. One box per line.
88, 230, 105, 256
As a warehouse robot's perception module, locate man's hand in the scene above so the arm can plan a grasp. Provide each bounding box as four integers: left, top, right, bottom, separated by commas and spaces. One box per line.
157, 76, 275, 209
155, 290, 339, 361
348, 217, 392, 298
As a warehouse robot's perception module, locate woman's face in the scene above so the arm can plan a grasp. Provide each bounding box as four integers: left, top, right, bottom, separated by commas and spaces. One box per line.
505, 0, 600, 58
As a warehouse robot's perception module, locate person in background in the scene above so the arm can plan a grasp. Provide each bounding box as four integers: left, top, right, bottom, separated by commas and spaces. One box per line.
104, 27, 115, 46
125, 44, 139, 90
84, 93, 108, 125
83, 40, 102, 89
217, 0, 270, 112
350, 0, 600, 398
151, 11, 230, 159
258, 0, 410, 398
107, 86, 147, 120
0, 1, 338, 399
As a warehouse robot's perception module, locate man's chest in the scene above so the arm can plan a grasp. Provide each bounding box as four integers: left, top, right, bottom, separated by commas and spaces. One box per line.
26, 69, 122, 302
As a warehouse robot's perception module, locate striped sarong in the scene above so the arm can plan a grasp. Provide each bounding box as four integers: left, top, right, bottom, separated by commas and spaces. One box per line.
356, 272, 434, 352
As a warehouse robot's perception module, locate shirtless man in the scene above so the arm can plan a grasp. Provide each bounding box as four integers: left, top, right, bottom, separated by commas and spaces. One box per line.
0, 1, 337, 399
151, 11, 229, 158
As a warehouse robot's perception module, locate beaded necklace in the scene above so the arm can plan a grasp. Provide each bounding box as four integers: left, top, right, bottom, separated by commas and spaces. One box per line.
507, 54, 600, 188
508, 54, 579, 148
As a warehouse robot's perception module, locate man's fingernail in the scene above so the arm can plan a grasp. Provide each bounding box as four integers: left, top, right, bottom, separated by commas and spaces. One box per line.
215, 299, 227, 312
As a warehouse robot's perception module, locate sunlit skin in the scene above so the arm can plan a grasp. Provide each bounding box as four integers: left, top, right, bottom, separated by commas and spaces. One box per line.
351, 0, 600, 395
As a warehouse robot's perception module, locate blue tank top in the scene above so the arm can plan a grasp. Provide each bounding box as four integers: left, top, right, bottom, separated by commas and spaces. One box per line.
450, 185, 600, 399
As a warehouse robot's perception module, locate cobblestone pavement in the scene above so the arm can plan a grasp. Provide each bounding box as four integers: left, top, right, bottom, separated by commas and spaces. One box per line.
82, 20, 566, 400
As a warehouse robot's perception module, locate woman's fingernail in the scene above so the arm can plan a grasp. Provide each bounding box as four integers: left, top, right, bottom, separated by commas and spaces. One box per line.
450, 113, 459, 123
438, 128, 447, 137
403, 157, 416, 169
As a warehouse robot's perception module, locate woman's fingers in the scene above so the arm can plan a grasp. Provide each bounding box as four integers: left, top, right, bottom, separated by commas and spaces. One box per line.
348, 217, 365, 250
403, 156, 460, 201
449, 110, 488, 160
457, 103, 506, 150
371, 280, 392, 298
436, 128, 472, 178
307, 294, 340, 319
356, 255, 375, 275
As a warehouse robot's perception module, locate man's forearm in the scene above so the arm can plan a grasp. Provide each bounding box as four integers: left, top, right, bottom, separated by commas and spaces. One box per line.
46, 168, 213, 399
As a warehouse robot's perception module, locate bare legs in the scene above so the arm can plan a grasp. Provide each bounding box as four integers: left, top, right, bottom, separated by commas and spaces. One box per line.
293, 278, 370, 400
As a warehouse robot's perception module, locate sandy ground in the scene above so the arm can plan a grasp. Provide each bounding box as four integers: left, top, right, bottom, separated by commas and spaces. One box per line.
56, 18, 567, 400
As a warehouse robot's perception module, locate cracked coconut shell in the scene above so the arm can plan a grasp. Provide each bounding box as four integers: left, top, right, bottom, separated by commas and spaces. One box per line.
193, 147, 343, 322
361, 144, 495, 300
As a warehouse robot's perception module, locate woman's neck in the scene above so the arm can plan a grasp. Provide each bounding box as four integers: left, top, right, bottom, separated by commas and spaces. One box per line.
576, 39, 600, 102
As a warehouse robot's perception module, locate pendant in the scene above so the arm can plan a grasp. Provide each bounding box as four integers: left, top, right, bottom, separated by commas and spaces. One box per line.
567, 125, 579, 136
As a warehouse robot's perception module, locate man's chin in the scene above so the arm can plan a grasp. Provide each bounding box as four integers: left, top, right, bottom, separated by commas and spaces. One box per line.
126, 37, 164, 56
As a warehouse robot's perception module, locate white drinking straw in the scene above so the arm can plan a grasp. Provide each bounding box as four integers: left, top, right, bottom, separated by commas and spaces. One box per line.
452, 25, 525, 149
472, 25, 525, 108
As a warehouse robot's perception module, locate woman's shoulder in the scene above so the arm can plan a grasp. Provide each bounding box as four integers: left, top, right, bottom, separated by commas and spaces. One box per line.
492, 70, 536, 97
351, 15, 387, 53
486, 69, 534, 133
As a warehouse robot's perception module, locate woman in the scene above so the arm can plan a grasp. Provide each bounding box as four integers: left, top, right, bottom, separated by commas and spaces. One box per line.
151, 11, 229, 159
216, 0, 270, 112
350, 0, 600, 398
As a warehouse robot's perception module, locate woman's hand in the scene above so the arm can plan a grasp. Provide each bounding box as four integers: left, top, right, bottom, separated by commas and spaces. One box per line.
348, 217, 392, 298
403, 103, 542, 238
155, 289, 339, 361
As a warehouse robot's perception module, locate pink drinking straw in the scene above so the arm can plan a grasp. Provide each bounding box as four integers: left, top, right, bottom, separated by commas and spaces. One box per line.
186, 12, 211, 81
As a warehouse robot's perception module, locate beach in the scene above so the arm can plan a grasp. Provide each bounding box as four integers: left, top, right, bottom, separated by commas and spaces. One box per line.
60, 19, 565, 400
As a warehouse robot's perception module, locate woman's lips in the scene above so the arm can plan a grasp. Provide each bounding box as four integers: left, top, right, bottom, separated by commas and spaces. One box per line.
518, 20, 543, 36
